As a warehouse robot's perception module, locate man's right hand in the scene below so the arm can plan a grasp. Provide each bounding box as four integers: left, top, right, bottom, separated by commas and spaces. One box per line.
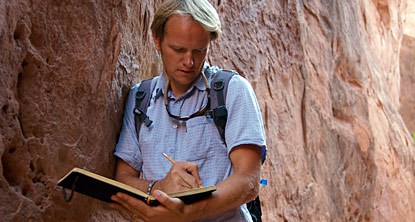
156, 161, 202, 193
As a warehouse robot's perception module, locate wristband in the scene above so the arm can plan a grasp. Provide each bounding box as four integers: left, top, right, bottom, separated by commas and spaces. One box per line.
146, 180, 158, 195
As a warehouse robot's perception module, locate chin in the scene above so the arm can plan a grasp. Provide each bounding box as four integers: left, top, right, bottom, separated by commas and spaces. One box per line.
177, 72, 198, 82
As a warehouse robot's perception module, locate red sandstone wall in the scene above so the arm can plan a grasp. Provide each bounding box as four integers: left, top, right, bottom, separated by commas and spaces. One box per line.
1, 0, 414, 221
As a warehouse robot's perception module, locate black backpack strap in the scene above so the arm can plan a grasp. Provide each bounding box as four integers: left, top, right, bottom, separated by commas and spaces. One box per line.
134, 77, 158, 138
247, 196, 262, 222
209, 69, 236, 141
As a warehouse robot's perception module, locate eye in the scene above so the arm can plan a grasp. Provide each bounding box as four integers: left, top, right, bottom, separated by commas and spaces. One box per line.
193, 49, 207, 54
172, 47, 186, 53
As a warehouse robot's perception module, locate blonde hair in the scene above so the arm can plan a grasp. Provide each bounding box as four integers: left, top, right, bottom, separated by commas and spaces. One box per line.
151, 0, 222, 41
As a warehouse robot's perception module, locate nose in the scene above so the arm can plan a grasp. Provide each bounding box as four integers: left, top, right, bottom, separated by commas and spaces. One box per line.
183, 51, 194, 67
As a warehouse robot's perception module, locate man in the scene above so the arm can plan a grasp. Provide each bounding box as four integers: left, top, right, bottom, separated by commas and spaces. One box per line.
111, 0, 267, 221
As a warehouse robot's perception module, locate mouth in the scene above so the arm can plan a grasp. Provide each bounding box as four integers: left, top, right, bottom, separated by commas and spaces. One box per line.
179, 69, 194, 74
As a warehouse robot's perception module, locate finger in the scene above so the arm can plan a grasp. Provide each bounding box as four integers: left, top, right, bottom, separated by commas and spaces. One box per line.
169, 164, 196, 189
171, 163, 199, 189
184, 163, 202, 187
111, 193, 147, 214
111, 194, 134, 213
178, 171, 199, 188
109, 202, 126, 212
152, 190, 184, 210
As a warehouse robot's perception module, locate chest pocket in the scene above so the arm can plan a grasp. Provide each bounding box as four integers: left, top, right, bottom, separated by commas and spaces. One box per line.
183, 116, 227, 163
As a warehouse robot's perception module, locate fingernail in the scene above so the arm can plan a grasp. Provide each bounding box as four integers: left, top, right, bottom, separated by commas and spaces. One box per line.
153, 190, 161, 198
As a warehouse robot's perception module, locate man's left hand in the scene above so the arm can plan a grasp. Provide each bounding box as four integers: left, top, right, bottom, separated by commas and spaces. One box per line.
110, 190, 193, 222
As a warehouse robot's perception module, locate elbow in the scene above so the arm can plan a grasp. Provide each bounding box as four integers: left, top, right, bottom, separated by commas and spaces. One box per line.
248, 184, 260, 202
242, 179, 260, 203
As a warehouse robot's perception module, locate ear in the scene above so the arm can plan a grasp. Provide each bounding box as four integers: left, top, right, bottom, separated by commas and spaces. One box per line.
152, 31, 161, 51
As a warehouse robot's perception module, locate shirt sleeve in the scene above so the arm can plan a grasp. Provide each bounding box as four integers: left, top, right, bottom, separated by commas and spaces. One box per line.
224, 75, 267, 154
113, 84, 144, 172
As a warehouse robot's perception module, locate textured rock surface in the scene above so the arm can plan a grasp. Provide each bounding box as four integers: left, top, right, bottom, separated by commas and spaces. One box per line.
211, 1, 414, 221
400, 1, 415, 134
400, 35, 415, 134
1, 0, 414, 221
0, 0, 158, 221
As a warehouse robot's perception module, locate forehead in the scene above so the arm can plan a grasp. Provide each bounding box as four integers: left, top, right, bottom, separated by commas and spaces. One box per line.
163, 14, 210, 47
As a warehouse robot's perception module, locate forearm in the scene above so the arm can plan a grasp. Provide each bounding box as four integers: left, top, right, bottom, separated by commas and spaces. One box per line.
115, 169, 150, 192
185, 169, 260, 220
184, 145, 262, 220
115, 158, 160, 193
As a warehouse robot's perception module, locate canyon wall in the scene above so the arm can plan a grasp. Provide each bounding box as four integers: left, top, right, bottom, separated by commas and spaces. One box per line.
1, 0, 414, 221
400, 1, 415, 136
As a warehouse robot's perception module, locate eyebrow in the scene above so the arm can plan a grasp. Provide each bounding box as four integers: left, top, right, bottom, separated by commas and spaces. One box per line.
169, 43, 208, 51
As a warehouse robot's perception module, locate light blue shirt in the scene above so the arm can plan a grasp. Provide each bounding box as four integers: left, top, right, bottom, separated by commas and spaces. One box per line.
114, 65, 267, 222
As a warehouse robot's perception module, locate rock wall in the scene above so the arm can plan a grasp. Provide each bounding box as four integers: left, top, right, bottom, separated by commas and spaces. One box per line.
400, 1, 415, 135
0, 0, 158, 221
1, 0, 414, 221
210, 0, 415, 221
400, 34, 415, 135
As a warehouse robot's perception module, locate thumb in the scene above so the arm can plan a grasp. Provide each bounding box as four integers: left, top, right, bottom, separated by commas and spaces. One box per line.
153, 190, 183, 210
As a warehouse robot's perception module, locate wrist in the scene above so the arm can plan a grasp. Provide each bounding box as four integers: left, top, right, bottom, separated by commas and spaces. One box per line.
147, 180, 159, 195
152, 179, 164, 192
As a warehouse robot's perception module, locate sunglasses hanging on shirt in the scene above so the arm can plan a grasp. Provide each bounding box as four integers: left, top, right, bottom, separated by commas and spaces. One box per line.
164, 73, 210, 121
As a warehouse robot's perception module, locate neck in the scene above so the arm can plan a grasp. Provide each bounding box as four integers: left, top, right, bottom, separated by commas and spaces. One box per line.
165, 79, 189, 98
164, 73, 209, 98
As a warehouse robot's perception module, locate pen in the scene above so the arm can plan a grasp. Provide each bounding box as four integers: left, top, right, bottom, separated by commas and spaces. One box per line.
162, 152, 175, 164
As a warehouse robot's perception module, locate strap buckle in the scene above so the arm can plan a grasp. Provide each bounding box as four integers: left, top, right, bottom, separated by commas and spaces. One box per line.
136, 90, 146, 99
134, 108, 153, 127
213, 80, 224, 91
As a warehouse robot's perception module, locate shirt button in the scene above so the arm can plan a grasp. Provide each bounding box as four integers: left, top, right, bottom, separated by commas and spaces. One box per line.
172, 123, 178, 129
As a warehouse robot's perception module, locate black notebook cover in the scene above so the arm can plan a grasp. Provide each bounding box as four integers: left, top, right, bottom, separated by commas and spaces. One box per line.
58, 167, 216, 206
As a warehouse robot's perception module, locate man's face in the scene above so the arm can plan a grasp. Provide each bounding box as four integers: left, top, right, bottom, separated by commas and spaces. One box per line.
153, 14, 211, 97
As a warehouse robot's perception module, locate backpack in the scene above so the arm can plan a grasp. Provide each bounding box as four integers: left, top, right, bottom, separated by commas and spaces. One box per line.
133, 68, 264, 222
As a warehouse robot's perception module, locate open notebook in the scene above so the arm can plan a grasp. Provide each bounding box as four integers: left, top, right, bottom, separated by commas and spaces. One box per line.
58, 167, 216, 206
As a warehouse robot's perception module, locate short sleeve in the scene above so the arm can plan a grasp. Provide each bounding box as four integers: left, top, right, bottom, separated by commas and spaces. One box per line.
113, 84, 144, 172
224, 75, 267, 153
